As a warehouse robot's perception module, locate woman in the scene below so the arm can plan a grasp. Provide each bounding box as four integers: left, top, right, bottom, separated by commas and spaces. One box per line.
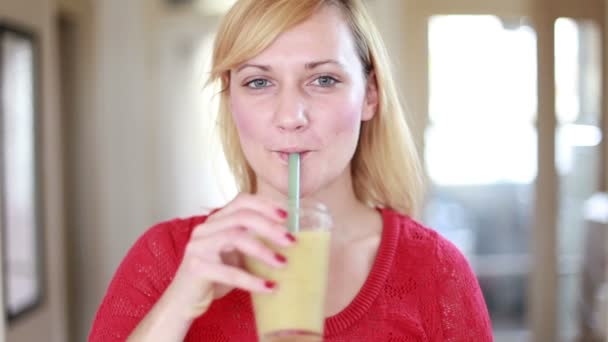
89, 0, 493, 340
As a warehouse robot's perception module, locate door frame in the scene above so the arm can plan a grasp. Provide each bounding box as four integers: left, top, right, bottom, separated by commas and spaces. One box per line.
399, 0, 606, 341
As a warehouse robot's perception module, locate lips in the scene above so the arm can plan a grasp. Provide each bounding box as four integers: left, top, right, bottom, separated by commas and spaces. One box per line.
273, 150, 312, 163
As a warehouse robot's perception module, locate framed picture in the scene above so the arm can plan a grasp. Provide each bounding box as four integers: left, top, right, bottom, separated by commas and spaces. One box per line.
0, 22, 43, 320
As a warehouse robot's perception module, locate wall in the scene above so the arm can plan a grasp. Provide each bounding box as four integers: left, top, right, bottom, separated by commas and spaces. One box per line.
63, 0, 158, 339
0, 0, 68, 341
62, 1, 228, 340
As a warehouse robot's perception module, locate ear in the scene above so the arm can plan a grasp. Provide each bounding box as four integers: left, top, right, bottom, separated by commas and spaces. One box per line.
362, 72, 379, 121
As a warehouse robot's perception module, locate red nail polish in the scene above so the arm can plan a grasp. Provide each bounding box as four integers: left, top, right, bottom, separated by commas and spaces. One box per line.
286, 233, 297, 243
277, 209, 288, 219
264, 280, 276, 289
274, 253, 287, 263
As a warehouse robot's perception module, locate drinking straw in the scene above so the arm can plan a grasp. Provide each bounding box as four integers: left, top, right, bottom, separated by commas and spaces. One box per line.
288, 153, 300, 233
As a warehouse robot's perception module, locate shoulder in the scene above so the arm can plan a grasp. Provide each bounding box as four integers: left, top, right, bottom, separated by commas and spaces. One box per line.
381, 210, 492, 338
146, 215, 208, 242
383, 208, 471, 271
127, 215, 209, 260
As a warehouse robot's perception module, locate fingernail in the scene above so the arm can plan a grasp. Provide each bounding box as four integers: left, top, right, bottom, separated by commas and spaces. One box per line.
264, 280, 277, 289
285, 233, 297, 243
274, 253, 287, 264
277, 209, 288, 219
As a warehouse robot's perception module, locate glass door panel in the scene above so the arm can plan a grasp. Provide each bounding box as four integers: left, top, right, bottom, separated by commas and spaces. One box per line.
554, 17, 603, 342
425, 15, 538, 341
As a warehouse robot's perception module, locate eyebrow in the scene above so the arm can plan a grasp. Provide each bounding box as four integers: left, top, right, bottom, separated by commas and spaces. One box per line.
236, 64, 270, 72
236, 59, 344, 73
305, 59, 343, 69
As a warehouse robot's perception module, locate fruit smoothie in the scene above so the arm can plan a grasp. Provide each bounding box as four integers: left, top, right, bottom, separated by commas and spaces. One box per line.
246, 229, 331, 341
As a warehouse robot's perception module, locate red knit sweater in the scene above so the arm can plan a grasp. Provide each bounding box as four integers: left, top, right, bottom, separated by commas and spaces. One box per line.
89, 208, 493, 341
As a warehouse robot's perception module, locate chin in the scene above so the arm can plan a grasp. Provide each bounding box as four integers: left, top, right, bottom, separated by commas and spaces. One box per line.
292, 177, 329, 199
258, 172, 324, 200
253, 154, 346, 199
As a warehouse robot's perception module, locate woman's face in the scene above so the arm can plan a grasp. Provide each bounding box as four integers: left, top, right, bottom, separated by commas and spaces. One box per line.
229, 5, 377, 198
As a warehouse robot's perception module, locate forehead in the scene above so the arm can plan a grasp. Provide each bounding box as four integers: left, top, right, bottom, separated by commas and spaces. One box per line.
243, 5, 359, 67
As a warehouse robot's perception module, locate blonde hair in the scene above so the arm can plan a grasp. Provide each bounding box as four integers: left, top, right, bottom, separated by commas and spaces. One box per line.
209, 0, 423, 215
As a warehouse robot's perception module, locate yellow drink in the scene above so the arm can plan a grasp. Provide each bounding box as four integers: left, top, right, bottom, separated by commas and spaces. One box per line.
246, 230, 331, 342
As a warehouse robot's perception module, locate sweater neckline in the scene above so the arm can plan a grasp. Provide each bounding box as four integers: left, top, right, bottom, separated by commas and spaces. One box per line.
323, 207, 400, 336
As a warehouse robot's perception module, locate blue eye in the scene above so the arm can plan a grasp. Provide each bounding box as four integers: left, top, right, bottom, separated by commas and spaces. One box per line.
312, 76, 338, 87
246, 79, 270, 89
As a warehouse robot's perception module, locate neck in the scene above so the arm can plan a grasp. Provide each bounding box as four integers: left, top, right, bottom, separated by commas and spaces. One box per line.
308, 170, 367, 228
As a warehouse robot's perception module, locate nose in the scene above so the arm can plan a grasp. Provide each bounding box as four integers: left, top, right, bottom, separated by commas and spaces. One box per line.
273, 88, 309, 132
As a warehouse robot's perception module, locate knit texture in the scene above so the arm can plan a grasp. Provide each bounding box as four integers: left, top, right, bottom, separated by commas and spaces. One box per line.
89, 208, 493, 341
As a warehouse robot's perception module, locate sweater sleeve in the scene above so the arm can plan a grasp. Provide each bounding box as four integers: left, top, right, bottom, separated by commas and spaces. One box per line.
434, 236, 493, 341
88, 220, 185, 341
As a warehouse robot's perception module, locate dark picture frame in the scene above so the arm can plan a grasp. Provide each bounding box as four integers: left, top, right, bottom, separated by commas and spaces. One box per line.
0, 22, 44, 321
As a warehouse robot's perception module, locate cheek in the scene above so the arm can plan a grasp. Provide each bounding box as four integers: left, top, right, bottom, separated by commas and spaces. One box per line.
324, 83, 367, 135
230, 97, 260, 140
326, 101, 362, 137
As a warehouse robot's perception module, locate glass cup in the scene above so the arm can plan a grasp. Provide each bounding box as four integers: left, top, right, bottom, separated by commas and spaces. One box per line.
245, 201, 332, 342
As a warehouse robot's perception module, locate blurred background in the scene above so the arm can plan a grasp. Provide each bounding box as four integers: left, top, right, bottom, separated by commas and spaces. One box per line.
0, 0, 607, 341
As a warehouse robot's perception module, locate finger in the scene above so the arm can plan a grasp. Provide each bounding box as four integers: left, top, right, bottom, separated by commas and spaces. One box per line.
193, 209, 295, 247
189, 228, 288, 269
191, 258, 277, 294
211, 193, 288, 222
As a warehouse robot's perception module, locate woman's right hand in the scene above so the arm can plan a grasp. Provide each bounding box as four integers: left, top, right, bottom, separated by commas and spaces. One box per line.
127, 193, 295, 341
164, 193, 294, 318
